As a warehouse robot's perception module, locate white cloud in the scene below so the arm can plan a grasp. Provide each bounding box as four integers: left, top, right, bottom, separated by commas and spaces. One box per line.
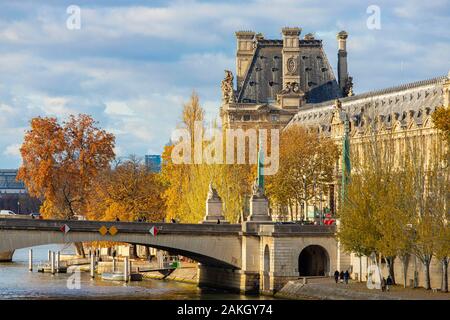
104, 101, 135, 116
0, 0, 449, 168
3, 144, 21, 157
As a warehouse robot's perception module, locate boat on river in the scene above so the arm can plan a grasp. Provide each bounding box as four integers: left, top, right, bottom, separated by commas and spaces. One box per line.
101, 272, 143, 281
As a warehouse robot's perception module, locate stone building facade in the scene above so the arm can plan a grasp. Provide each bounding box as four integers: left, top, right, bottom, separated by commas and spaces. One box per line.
220, 27, 348, 131
222, 26, 449, 215
220, 26, 450, 289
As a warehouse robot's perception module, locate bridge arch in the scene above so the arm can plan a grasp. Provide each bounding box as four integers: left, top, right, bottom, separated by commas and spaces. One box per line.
298, 244, 329, 276
0, 220, 243, 269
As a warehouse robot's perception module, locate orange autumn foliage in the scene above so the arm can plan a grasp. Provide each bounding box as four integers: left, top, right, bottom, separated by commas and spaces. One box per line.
18, 114, 115, 219
87, 156, 166, 223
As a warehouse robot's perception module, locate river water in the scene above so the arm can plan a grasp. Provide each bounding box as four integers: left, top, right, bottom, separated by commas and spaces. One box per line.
0, 244, 272, 300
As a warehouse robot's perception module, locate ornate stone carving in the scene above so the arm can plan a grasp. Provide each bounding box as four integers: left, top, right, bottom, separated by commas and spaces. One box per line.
221, 70, 235, 104
207, 182, 221, 201
286, 57, 297, 74
343, 76, 354, 97
281, 82, 300, 94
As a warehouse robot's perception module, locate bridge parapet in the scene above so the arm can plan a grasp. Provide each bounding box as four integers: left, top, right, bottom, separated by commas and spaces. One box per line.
0, 218, 242, 235
259, 224, 336, 236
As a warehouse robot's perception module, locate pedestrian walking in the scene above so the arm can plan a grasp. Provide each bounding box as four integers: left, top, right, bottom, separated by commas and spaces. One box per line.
386, 275, 393, 291
344, 270, 350, 284
334, 270, 340, 284
339, 271, 344, 283
381, 277, 386, 292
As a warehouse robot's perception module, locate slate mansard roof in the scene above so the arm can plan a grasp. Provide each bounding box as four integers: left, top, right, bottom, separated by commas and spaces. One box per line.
237, 39, 342, 104
287, 75, 447, 134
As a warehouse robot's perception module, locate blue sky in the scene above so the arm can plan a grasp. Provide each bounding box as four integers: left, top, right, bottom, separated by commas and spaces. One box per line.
0, 0, 449, 168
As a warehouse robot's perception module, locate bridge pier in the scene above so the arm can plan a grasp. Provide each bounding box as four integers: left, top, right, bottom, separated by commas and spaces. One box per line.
0, 250, 14, 262
197, 264, 260, 294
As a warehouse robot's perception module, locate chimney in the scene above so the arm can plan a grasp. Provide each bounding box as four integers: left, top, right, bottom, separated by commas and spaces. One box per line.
235, 31, 256, 93
337, 31, 349, 94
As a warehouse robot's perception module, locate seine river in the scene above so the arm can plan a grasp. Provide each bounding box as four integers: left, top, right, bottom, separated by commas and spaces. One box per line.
0, 244, 272, 300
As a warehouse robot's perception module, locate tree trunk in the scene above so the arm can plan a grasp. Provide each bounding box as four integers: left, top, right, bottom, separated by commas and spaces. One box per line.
359, 255, 362, 282
442, 258, 448, 293
386, 256, 396, 284
74, 242, 85, 258
288, 200, 293, 221
423, 258, 432, 290
400, 254, 409, 288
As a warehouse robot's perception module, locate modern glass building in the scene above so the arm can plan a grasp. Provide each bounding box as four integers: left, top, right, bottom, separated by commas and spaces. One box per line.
0, 170, 26, 194
144, 155, 161, 173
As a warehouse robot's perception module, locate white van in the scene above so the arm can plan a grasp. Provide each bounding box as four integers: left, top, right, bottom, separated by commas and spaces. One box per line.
0, 210, 16, 215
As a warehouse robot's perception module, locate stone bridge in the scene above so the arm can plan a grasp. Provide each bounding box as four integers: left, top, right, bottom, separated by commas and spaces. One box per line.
0, 217, 340, 293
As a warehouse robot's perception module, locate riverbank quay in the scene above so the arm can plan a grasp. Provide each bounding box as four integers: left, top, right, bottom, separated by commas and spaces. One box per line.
141, 262, 198, 284
275, 278, 450, 300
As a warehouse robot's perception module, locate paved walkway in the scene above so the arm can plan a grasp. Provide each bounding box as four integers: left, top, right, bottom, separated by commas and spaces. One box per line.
277, 277, 450, 300
337, 281, 449, 300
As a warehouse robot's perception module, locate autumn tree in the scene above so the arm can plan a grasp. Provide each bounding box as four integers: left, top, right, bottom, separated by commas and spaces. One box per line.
162, 92, 254, 223
338, 116, 411, 284
432, 106, 450, 146
87, 155, 166, 223
18, 114, 115, 219
267, 125, 339, 221
162, 91, 204, 222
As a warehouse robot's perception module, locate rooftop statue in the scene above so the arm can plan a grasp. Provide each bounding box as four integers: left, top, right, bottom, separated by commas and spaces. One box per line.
221, 70, 235, 104
343, 76, 354, 97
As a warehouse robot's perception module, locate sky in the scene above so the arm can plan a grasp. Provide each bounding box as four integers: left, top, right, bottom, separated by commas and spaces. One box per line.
0, 0, 449, 168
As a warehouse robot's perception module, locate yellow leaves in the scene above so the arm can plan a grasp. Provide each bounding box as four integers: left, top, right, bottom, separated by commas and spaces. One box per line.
432, 106, 450, 145
161, 93, 254, 223
267, 125, 339, 218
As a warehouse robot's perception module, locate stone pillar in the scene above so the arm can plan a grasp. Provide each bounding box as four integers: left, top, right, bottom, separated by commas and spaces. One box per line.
235, 31, 256, 92
247, 184, 272, 222
202, 183, 229, 224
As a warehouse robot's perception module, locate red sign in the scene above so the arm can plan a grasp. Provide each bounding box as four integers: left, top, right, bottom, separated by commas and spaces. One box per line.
60, 224, 70, 234
149, 226, 158, 237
